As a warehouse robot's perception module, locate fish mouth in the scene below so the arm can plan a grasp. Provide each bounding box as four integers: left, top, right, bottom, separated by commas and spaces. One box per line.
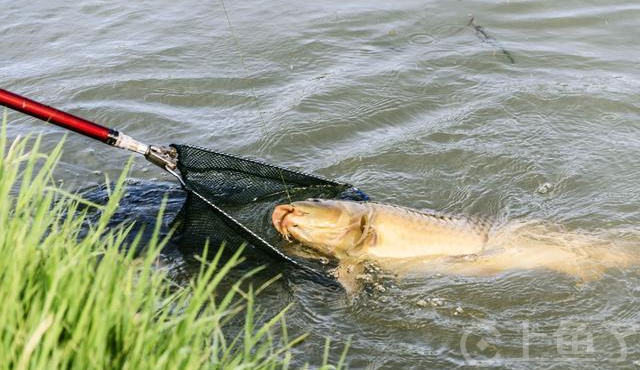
272, 204, 295, 237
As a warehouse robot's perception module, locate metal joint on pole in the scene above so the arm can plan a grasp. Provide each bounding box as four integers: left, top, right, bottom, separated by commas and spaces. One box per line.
110, 132, 178, 170
145, 145, 178, 170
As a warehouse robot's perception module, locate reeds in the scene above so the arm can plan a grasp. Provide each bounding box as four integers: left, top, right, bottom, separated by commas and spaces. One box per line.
0, 112, 346, 370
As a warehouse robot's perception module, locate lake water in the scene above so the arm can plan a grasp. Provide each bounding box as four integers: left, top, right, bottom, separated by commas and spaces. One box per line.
2, 0, 640, 368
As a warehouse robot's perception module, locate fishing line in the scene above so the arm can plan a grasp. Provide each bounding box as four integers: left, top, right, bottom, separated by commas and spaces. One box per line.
279, 169, 294, 205
467, 16, 515, 64
218, 0, 269, 134
218, 0, 294, 195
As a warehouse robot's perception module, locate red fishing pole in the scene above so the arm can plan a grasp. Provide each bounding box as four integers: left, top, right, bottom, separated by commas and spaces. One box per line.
0, 88, 176, 169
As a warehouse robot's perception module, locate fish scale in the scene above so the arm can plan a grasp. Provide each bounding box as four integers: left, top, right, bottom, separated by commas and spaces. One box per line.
363, 202, 490, 258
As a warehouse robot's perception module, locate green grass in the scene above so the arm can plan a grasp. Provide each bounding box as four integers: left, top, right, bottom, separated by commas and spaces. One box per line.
0, 112, 348, 370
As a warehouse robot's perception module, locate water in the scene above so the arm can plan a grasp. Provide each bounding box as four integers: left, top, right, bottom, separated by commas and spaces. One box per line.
3, 0, 640, 368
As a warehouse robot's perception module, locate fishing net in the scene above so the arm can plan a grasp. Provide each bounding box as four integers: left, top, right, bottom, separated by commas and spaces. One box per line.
169, 144, 369, 278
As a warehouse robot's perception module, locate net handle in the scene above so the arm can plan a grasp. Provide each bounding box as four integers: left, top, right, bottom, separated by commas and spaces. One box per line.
0, 88, 177, 169
0, 88, 123, 143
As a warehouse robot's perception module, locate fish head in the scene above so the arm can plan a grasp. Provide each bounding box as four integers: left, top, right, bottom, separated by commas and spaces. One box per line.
272, 199, 370, 258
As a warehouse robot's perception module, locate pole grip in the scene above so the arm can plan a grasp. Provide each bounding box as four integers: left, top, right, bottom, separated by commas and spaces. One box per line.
0, 88, 117, 144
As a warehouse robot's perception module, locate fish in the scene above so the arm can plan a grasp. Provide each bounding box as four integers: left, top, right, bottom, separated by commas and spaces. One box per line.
272, 199, 637, 290
272, 199, 490, 259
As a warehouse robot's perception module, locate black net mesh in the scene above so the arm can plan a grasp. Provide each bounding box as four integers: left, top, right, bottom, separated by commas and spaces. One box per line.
170, 144, 368, 276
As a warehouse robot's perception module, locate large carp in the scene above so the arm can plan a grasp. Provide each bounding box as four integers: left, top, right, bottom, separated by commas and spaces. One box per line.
272, 199, 636, 289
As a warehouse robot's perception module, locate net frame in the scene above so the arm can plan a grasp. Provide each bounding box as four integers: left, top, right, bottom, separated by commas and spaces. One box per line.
168, 144, 368, 279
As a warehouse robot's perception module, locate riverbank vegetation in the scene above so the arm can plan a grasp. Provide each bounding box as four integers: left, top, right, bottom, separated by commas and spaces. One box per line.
0, 114, 346, 369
